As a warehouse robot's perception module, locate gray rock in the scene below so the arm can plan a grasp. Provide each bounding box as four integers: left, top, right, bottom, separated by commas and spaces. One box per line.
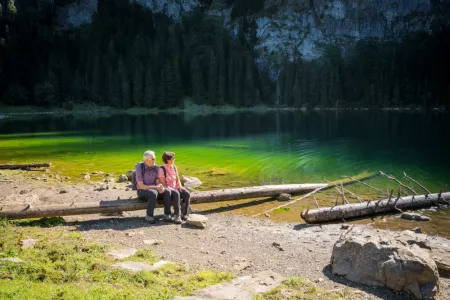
331, 228, 440, 299
143, 239, 164, 246
181, 175, 202, 189
413, 227, 423, 233
0, 257, 23, 263
118, 174, 128, 183
233, 261, 252, 272
185, 214, 207, 229
83, 174, 90, 181
20, 238, 39, 250
171, 270, 284, 300
401, 212, 431, 221
91, 171, 104, 175
125, 170, 134, 181
431, 248, 450, 273
112, 260, 170, 273
341, 224, 350, 229
276, 193, 291, 201
107, 248, 137, 259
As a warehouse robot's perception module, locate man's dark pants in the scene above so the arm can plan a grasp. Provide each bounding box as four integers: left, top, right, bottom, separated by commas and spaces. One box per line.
137, 189, 171, 217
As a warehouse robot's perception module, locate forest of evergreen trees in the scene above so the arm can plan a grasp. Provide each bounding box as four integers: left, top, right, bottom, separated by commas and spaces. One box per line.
0, 0, 449, 109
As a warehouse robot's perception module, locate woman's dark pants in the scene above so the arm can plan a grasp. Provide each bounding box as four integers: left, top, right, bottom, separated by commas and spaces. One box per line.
167, 188, 191, 216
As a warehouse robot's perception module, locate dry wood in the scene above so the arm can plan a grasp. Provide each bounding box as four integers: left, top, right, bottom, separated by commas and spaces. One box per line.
0, 163, 51, 170
403, 172, 431, 194
312, 195, 320, 208
379, 171, 418, 195
325, 179, 351, 204
0, 184, 327, 219
252, 185, 328, 217
301, 192, 450, 223
343, 175, 386, 196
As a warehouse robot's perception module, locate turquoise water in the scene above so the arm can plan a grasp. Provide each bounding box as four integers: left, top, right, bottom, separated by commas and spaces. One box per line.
0, 111, 449, 236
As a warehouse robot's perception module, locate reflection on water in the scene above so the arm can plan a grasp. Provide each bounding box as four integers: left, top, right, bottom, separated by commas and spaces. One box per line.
0, 111, 449, 237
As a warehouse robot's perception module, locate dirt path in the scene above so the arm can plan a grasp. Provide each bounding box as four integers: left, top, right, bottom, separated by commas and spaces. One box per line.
1, 177, 449, 299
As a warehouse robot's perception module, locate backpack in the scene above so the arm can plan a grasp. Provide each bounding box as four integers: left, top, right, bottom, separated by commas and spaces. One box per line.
131, 163, 159, 190
160, 165, 177, 179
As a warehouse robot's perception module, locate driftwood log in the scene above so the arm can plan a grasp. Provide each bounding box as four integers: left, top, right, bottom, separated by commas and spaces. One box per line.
301, 192, 450, 223
0, 163, 51, 170
0, 184, 326, 219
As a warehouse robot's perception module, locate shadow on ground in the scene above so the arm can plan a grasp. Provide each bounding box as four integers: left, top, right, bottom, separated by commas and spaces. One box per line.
65, 215, 179, 232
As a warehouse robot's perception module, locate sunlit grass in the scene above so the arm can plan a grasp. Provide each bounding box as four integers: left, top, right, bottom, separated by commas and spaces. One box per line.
0, 218, 234, 300
257, 277, 355, 300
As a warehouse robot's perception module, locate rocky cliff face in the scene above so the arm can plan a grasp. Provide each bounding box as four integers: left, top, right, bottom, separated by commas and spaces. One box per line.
55, 0, 440, 62
253, 0, 431, 62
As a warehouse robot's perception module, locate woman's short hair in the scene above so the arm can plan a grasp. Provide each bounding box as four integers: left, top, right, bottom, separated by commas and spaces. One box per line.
162, 152, 175, 164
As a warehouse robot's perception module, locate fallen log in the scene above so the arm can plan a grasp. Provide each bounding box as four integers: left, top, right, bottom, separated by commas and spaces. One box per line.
301, 192, 450, 223
0, 163, 51, 170
0, 183, 326, 219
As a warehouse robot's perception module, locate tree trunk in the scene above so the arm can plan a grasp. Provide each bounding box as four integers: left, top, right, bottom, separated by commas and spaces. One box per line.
0, 163, 51, 170
301, 192, 450, 223
0, 184, 326, 219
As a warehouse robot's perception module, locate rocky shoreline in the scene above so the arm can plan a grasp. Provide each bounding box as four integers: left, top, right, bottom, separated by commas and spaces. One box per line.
1, 173, 450, 299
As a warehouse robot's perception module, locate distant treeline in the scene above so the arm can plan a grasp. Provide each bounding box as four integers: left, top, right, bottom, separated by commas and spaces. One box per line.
0, 0, 449, 108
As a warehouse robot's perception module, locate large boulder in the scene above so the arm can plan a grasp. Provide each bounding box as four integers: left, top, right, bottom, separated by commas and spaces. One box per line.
331, 228, 440, 299
181, 175, 202, 189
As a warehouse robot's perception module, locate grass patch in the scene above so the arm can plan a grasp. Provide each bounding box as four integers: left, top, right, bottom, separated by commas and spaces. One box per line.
273, 207, 291, 213
15, 217, 66, 228
257, 277, 354, 300
0, 220, 233, 299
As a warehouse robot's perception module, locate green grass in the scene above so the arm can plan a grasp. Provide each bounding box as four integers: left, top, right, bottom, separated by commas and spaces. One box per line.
273, 207, 291, 213
257, 277, 354, 300
0, 218, 234, 300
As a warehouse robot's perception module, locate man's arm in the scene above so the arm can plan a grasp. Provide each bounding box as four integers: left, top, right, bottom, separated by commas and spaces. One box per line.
137, 180, 161, 191
136, 164, 163, 192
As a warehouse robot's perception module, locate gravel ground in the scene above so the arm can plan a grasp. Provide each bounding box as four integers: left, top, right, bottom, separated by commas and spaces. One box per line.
1, 177, 449, 299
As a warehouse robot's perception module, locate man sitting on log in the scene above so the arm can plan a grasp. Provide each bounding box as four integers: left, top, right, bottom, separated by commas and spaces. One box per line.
135, 150, 176, 224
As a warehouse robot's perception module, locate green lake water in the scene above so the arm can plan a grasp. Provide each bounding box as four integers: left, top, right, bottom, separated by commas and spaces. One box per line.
0, 111, 449, 237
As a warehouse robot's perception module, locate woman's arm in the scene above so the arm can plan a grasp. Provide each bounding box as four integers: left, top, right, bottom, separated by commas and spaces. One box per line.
157, 167, 167, 187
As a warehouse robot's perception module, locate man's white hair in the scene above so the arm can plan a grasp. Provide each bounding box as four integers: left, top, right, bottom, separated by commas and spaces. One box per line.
143, 150, 156, 161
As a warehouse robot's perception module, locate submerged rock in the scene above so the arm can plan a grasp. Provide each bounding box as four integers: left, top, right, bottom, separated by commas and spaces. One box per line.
401, 212, 431, 221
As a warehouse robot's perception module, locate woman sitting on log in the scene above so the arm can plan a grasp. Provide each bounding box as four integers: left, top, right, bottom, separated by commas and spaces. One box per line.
158, 152, 191, 222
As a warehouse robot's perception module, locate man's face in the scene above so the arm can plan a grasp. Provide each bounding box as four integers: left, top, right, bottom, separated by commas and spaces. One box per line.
146, 155, 156, 166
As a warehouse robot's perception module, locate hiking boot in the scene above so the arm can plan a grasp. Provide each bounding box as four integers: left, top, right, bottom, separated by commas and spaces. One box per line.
173, 215, 182, 224
145, 216, 156, 224
163, 214, 173, 222
181, 214, 189, 221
